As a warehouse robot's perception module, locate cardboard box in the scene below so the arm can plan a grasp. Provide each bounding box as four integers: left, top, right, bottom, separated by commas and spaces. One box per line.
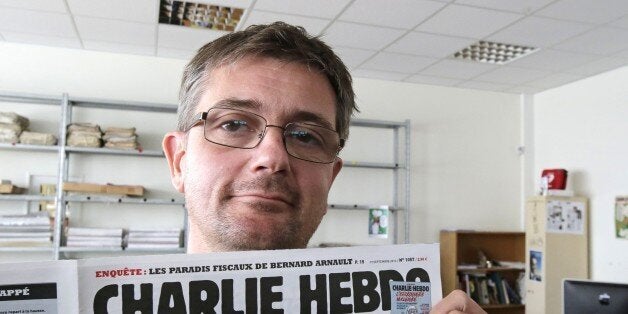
62, 182, 144, 196
0, 184, 26, 194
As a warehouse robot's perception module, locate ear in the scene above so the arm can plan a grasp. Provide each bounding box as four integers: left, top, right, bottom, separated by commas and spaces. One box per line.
162, 131, 187, 193
330, 157, 343, 184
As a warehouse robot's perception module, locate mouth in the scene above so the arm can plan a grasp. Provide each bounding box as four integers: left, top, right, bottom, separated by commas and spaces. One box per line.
231, 193, 294, 208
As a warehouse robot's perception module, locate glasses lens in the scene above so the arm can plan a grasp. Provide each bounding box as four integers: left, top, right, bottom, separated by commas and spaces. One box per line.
284, 123, 340, 163
204, 108, 265, 148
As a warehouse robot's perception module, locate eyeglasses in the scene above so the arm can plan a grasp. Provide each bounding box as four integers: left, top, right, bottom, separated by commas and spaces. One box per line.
185, 107, 345, 164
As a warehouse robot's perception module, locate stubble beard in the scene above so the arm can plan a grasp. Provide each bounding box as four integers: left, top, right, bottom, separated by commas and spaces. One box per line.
190, 176, 316, 251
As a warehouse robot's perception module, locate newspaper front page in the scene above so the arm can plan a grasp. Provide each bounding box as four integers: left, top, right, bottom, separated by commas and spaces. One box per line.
79, 244, 440, 313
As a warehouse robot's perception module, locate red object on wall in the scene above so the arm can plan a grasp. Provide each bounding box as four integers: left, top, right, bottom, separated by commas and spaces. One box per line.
541, 169, 568, 189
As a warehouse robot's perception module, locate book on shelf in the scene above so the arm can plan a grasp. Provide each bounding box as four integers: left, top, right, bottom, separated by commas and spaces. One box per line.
461, 272, 523, 306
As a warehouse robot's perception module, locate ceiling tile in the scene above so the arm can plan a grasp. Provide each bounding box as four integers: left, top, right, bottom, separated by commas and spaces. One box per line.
455, 0, 555, 14
158, 24, 227, 50
503, 85, 544, 94
339, 0, 446, 30
508, 49, 598, 71
419, 59, 498, 79
351, 69, 409, 81
536, 0, 628, 24
157, 47, 195, 60
0, 0, 67, 13
323, 21, 406, 50
359, 52, 437, 74
457, 80, 514, 91
487, 16, 593, 48
331, 46, 378, 69
404, 74, 463, 86
83, 40, 155, 56
75, 16, 155, 46
525, 72, 584, 88
474, 66, 551, 85
1, 31, 81, 48
67, 0, 157, 24
386, 31, 475, 58
562, 57, 628, 76
0, 7, 75, 37
552, 27, 628, 56
243, 10, 330, 35
253, 0, 351, 19
415, 4, 523, 38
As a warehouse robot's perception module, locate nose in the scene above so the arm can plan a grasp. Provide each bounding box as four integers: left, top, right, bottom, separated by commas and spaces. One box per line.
249, 125, 291, 173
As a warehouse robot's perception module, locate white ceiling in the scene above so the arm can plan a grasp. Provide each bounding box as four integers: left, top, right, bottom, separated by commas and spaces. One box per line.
1, 0, 628, 94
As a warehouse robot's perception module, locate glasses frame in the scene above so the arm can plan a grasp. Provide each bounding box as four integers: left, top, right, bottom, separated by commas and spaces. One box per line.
185, 107, 345, 164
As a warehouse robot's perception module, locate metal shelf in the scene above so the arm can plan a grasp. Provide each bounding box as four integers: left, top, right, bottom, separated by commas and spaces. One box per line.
351, 118, 407, 128
328, 203, 403, 211
0, 142, 59, 153
60, 246, 123, 253
0, 194, 55, 202
343, 161, 405, 169
69, 97, 177, 113
65, 146, 164, 157
59, 246, 184, 253
64, 195, 184, 205
0, 246, 54, 252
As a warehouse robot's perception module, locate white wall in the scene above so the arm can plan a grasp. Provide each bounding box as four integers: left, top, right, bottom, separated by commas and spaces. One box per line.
534, 66, 628, 282
0, 42, 523, 261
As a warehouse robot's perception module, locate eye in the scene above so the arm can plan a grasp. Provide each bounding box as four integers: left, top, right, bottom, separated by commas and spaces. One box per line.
220, 119, 249, 132
286, 128, 324, 147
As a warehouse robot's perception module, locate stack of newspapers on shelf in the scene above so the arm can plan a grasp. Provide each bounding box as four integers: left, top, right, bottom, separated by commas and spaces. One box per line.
0, 111, 29, 143
66, 123, 102, 148
0, 212, 52, 247
65, 227, 123, 248
103, 127, 139, 150
125, 228, 181, 250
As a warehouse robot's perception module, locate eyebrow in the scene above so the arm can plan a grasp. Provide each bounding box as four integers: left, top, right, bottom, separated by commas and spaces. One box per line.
210, 97, 336, 130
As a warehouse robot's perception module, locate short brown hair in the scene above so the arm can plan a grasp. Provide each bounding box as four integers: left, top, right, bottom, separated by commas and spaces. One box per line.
178, 22, 358, 140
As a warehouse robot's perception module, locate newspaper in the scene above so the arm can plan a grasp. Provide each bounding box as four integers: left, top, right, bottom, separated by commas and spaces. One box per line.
0, 243, 441, 313
0, 260, 78, 313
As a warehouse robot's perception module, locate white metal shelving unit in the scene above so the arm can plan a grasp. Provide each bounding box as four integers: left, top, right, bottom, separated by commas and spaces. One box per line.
0, 91, 411, 259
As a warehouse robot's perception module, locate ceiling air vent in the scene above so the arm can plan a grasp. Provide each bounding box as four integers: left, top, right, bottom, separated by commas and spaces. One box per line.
452, 41, 538, 65
159, 0, 245, 32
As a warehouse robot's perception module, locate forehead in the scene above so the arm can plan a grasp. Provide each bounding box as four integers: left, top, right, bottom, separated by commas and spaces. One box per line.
198, 57, 337, 125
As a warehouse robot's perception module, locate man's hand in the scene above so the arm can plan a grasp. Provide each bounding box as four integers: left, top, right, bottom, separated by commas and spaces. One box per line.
430, 290, 487, 314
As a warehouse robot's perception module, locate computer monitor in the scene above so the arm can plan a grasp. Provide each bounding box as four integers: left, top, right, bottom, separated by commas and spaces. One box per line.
563, 279, 628, 314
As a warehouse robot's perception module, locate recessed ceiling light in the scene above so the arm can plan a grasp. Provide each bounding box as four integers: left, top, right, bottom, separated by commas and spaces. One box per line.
452, 41, 538, 65
159, 0, 245, 32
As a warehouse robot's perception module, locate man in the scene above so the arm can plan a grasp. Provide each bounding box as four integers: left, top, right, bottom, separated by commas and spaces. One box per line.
163, 22, 484, 314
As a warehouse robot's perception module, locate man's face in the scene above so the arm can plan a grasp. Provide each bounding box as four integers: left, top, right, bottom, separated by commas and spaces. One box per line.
167, 57, 343, 252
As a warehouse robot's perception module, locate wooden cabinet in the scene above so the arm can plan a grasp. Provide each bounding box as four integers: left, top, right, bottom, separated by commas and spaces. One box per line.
524, 196, 588, 314
440, 230, 525, 314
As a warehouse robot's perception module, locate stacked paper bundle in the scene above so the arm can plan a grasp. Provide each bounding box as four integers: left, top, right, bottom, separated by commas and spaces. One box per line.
0, 212, 52, 247
19, 131, 58, 146
66, 123, 102, 147
103, 127, 139, 150
65, 227, 123, 248
0, 112, 29, 143
125, 228, 181, 250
